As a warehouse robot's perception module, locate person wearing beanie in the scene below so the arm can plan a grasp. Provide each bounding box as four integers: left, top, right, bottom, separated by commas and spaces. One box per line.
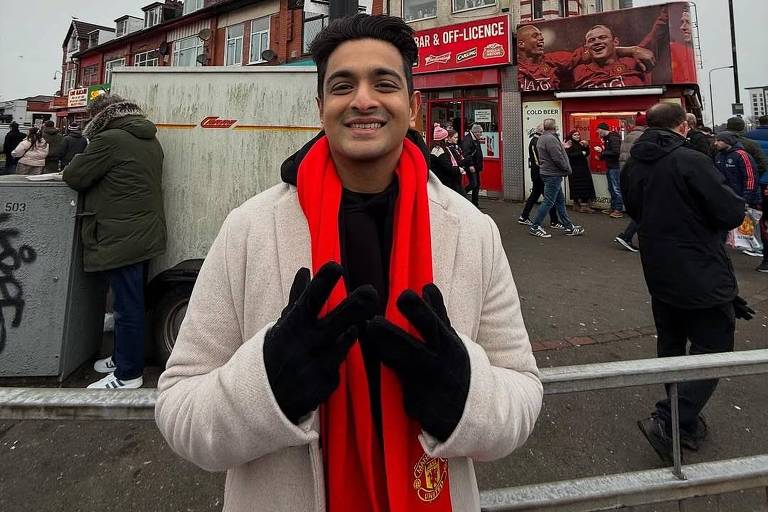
2, 121, 25, 174
461, 123, 485, 207
714, 130, 760, 221
63, 93, 167, 390
614, 113, 647, 252
726, 116, 768, 174
595, 121, 624, 218
429, 123, 462, 192
60, 122, 88, 167
686, 113, 715, 157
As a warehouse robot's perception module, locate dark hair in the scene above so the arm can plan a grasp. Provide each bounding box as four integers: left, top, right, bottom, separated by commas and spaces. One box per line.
309, 14, 418, 99
647, 103, 687, 130
446, 127, 458, 139
9, 121, 19, 131
586, 25, 615, 38
759, 115, 768, 126
27, 127, 43, 147
44, 120, 55, 128
565, 129, 580, 142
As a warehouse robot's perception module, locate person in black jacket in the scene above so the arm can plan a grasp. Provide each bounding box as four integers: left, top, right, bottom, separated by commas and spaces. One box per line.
429, 123, 462, 194
594, 122, 624, 218
621, 102, 754, 463
685, 113, 714, 158
3, 122, 26, 174
61, 122, 88, 167
461, 123, 484, 207
518, 126, 560, 227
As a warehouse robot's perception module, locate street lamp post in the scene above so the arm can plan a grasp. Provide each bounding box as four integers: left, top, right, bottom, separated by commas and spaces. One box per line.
708, 65, 733, 130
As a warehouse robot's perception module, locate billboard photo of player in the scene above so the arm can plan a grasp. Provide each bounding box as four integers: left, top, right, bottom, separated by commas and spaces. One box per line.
573, 25, 649, 89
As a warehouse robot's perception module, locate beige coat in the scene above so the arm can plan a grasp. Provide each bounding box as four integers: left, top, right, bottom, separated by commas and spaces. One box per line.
11, 138, 49, 167
155, 174, 543, 512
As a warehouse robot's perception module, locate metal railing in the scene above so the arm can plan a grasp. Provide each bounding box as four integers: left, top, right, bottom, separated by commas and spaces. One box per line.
2, 349, 768, 511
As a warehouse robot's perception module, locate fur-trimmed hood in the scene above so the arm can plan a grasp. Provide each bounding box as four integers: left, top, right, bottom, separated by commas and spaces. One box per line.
83, 101, 156, 140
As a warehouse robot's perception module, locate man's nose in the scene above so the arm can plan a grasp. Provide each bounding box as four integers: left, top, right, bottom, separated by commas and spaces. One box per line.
350, 82, 378, 112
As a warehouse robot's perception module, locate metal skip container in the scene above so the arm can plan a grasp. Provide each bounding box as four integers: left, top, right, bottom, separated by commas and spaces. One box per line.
0, 176, 106, 379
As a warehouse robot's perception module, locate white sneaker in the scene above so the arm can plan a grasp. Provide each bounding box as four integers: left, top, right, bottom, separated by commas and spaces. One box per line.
87, 373, 143, 389
93, 356, 116, 373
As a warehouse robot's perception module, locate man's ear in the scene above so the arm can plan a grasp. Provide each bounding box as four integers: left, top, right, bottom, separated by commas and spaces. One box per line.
316, 96, 323, 126
409, 90, 422, 130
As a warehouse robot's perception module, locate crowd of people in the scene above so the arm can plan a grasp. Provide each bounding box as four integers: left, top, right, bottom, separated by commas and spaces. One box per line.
2, 120, 87, 175
428, 121, 486, 207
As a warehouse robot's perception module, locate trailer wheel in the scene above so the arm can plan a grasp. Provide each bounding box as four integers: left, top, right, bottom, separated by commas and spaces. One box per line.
152, 284, 193, 365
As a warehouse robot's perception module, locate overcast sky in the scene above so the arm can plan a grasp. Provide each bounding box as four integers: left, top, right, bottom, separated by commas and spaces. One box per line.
1, 0, 765, 126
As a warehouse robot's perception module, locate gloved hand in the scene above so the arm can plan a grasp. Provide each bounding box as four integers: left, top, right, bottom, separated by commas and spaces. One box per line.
264, 262, 379, 424
365, 284, 470, 442
733, 295, 755, 320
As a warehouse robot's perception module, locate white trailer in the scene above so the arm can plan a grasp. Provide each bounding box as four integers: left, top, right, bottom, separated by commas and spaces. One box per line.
110, 67, 320, 361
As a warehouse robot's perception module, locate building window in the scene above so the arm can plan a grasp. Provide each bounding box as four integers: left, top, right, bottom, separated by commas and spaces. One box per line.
452, 0, 495, 14
249, 17, 270, 64
116, 20, 128, 38
105, 58, 126, 84
533, 0, 543, 19
145, 6, 163, 28
89, 32, 99, 48
403, 0, 437, 22
67, 36, 79, 53
594, 0, 604, 13
182, 0, 204, 15
173, 35, 204, 67
558, 0, 568, 17
225, 24, 244, 66
135, 49, 160, 67
81, 65, 99, 86
63, 68, 77, 93
303, 12, 328, 54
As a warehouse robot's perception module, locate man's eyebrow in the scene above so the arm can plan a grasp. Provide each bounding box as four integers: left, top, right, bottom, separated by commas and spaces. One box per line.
325, 67, 404, 84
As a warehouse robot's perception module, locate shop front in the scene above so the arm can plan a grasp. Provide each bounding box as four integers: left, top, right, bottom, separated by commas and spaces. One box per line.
413, 15, 512, 197
516, 2, 701, 206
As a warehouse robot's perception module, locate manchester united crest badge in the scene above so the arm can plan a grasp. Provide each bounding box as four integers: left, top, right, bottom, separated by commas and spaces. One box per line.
614, 64, 626, 74
412, 454, 448, 502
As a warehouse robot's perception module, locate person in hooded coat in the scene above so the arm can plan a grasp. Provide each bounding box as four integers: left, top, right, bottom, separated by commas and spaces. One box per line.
61, 122, 88, 167
621, 102, 754, 464
3, 121, 26, 174
63, 94, 166, 390
41, 120, 65, 173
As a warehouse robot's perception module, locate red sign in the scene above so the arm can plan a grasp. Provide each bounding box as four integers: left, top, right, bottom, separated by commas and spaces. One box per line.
200, 116, 237, 129
51, 96, 68, 109
413, 15, 510, 74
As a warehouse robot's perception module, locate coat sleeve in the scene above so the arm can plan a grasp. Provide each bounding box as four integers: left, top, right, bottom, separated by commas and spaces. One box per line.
155, 213, 317, 472
601, 133, 621, 160
62, 135, 113, 191
737, 150, 760, 207
461, 136, 477, 166
10, 139, 30, 158
551, 139, 572, 174
420, 216, 543, 462
686, 157, 746, 231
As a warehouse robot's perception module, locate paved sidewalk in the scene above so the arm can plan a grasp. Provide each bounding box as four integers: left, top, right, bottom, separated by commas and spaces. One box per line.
1, 198, 767, 511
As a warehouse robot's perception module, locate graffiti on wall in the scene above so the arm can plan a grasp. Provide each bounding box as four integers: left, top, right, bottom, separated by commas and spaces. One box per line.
0, 212, 37, 352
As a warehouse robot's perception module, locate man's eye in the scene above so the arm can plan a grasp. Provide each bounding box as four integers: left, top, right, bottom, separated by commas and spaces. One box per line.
377, 82, 398, 90
331, 83, 353, 93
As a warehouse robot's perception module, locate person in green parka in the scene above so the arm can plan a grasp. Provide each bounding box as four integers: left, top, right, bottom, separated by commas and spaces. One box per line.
63, 94, 167, 390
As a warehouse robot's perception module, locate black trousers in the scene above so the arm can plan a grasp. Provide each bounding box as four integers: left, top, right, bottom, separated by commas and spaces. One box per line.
651, 298, 735, 434
465, 170, 481, 206
521, 174, 558, 224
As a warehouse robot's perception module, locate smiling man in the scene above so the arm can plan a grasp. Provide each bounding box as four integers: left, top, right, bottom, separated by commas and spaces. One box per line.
573, 24, 648, 89
155, 14, 542, 512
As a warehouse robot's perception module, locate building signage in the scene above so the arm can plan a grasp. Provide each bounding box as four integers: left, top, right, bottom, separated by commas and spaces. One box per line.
517, 2, 698, 92
413, 15, 510, 74
51, 96, 69, 109
67, 88, 88, 108
200, 116, 237, 128
87, 84, 111, 105
521, 101, 563, 199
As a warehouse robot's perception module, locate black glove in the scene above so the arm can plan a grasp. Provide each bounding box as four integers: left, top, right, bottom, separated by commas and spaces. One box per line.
733, 295, 755, 321
365, 284, 470, 442
264, 262, 379, 424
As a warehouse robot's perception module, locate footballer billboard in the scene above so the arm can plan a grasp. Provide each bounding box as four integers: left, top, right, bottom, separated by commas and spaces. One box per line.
517, 2, 697, 92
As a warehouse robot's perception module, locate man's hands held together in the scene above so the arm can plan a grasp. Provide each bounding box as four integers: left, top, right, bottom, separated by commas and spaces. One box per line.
263, 262, 470, 442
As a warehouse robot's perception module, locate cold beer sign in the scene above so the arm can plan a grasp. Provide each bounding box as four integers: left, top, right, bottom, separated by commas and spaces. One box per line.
412, 15, 511, 74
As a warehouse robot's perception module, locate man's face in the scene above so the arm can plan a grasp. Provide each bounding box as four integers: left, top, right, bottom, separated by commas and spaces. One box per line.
317, 39, 419, 168
680, 12, 692, 43
518, 27, 545, 57
585, 26, 618, 63
597, 128, 608, 137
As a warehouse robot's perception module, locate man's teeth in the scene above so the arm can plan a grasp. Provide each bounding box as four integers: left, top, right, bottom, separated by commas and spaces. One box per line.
350, 123, 382, 129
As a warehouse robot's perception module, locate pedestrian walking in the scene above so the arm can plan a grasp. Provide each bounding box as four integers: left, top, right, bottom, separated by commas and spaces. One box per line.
594, 122, 624, 218
155, 14, 542, 512
727, 116, 768, 175
614, 113, 646, 253
62, 94, 167, 390
461, 123, 484, 207
528, 118, 585, 238
621, 102, 754, 463
518, 126, 560, 228
445, 127, 466, 194
746, 115, 768, 272
713, 132, 760, 208
686, 113, 714, 157
41, 120, 64, 173
60, 122, 88, 167
11, 126, 48, 175
429, 123, 462, 193
2, 121, 26, 175
564, 129, 596, 213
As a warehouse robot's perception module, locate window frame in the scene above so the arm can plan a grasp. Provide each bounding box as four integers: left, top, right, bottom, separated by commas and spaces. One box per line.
67, 35, 79, 53
145, 6, 163, 28
116, 20, 127, 38
533, 0, 544, 19
302, 12, 328, 55
248, 17, 270, 64
225, 24, 244, 66
451, 0, 497, 15
403, 0, 438, 23
134, 49, 160, 67
182, 0, 204, 16
81, 65, 100, 86
172, 35, 204, 67
104, 58, 126, 84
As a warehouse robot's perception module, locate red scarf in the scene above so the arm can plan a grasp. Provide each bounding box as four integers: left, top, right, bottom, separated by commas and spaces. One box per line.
297, 136, 453, 512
